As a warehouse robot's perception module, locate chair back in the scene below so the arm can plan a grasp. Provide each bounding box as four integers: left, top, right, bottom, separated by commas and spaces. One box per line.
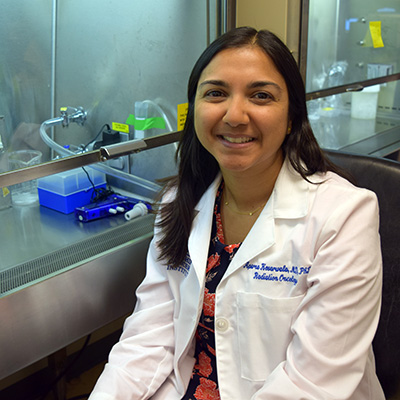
325, 150, 400, 398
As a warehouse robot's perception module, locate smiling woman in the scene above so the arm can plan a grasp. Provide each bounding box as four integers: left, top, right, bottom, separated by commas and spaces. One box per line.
158, 27, 339, 260
194, 45, 290, 239
89, 27, 385, 400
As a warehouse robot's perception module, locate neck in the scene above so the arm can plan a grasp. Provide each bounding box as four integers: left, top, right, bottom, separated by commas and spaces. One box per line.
221, 155, 284, 212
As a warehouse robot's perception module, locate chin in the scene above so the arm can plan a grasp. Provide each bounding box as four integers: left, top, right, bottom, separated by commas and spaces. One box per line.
220, 162, 253, 174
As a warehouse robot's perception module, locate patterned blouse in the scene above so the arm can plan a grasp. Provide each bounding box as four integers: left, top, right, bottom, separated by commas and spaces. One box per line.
181, 183, 241, 400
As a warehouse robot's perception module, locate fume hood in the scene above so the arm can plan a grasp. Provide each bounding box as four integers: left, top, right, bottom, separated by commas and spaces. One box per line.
0, 0, 236, 381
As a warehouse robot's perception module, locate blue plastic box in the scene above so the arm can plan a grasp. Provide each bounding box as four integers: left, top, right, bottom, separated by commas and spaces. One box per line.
38, 167, 106, 214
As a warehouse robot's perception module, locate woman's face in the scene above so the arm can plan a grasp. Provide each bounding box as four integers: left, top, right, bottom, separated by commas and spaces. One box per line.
194, 45, 290, 178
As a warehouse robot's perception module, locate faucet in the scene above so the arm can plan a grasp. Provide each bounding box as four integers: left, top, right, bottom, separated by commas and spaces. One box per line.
60, 106, 87, 127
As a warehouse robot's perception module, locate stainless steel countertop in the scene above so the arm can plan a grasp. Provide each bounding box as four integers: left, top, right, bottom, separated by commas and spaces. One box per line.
0, 201, 139, 274
311, 110, 400, 157
0, 201, 154, 379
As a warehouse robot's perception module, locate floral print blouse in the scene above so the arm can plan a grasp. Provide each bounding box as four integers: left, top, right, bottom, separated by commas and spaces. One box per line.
181, 183, 241, 400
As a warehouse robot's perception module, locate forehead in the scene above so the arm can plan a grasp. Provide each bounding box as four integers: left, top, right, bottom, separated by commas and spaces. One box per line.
198, 45, 286, 88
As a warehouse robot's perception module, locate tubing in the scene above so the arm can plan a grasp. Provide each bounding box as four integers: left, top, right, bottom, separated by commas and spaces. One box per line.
39, 119, 161, 195
140, 100, 174, 132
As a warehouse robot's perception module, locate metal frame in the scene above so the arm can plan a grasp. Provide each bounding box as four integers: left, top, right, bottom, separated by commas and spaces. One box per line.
306, 73, 400, 101
215, 0, 237, 37
0, 130, 182, 188
225, 0, 237, 32
298, 0, 309, 83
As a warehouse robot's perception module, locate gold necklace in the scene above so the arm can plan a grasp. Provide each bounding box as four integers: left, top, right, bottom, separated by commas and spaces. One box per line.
224, 199, 265, 216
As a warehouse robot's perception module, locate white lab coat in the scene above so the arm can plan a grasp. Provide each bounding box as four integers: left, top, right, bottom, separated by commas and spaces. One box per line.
89, 159, 385, 400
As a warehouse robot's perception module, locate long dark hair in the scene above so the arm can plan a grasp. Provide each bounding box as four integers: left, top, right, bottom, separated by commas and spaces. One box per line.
157, 27, 340, 268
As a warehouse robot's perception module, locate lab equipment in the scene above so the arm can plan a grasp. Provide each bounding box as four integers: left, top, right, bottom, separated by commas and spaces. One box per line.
124, 201, 150, 220
38, 167, 106, 213
39, 107, 161, 196
74, 193, 151, 222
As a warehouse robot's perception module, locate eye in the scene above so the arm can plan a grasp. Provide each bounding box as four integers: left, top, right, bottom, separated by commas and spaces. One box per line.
205, 89, 225, 98
252, 92, 274, 101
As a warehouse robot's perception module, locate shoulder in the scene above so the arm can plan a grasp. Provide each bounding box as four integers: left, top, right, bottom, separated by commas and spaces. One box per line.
279, 160, 378, 210
306, 171, 379, 227
312, 171, 377, 204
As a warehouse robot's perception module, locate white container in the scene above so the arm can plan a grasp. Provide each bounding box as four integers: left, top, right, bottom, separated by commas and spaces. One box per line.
351, 85, 380, 119
38, 167, 105, 195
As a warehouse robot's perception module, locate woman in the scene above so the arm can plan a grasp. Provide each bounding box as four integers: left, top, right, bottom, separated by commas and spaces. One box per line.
89, 27, 384, 399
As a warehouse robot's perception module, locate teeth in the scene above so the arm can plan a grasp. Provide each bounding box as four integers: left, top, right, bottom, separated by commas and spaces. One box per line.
223, 136, 254, 144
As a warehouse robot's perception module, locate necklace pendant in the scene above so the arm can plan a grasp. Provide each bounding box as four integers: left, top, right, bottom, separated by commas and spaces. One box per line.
223, 196, 264, 216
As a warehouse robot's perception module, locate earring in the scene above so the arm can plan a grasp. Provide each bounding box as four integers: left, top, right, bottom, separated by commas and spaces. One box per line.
287, 124, 292, 134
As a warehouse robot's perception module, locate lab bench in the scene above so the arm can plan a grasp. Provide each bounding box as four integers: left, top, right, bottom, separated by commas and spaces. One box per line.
311, 110, 400, 158
0, 202, 154, 380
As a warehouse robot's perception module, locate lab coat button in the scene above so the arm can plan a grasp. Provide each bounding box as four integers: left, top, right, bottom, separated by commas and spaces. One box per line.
215, 318, 229, 332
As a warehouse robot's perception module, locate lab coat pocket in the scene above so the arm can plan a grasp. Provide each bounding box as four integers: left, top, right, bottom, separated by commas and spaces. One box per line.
236, 291, 304, 381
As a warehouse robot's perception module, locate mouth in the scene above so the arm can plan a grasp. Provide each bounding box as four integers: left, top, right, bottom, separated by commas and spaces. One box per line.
220, 135, 255, 144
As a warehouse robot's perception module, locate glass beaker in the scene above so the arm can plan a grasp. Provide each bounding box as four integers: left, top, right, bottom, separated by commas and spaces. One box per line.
0, 116, 11, 210
8, 150, 42, 206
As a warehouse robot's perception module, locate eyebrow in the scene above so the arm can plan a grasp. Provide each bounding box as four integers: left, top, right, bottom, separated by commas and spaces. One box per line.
198, 79, 227, 89
198, 79, 283, 92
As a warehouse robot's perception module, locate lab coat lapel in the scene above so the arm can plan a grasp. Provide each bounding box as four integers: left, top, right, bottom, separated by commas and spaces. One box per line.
188, 175, 222, 283
224, 160, 310, 277
175, 177, 221, 382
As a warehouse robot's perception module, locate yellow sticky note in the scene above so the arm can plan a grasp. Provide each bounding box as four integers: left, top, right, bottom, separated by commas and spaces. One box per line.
177, 103, 188, 131
112, 122, 130, 133
370, 21, 384, 48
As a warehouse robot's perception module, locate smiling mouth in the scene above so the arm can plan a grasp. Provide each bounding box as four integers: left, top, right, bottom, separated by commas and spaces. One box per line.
221, 136, 254, 144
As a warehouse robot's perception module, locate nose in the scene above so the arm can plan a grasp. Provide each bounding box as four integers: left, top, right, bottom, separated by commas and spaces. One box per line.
222, 97, 249, 127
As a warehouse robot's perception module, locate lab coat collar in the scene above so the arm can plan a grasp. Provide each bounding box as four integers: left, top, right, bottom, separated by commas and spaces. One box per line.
226, 158, 310, 275
189, 159, 311, 281
271, 157, 310, 219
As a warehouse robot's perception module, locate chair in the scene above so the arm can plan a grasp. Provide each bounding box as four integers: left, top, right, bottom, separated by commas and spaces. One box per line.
324, 149, 400, 399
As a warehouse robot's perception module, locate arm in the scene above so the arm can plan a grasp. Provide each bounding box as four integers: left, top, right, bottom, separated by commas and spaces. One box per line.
88, 234, 176, 400
253, 188, 383, 399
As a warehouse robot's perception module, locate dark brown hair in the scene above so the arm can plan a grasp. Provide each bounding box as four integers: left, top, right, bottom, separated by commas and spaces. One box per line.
156, 27, 341, 268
